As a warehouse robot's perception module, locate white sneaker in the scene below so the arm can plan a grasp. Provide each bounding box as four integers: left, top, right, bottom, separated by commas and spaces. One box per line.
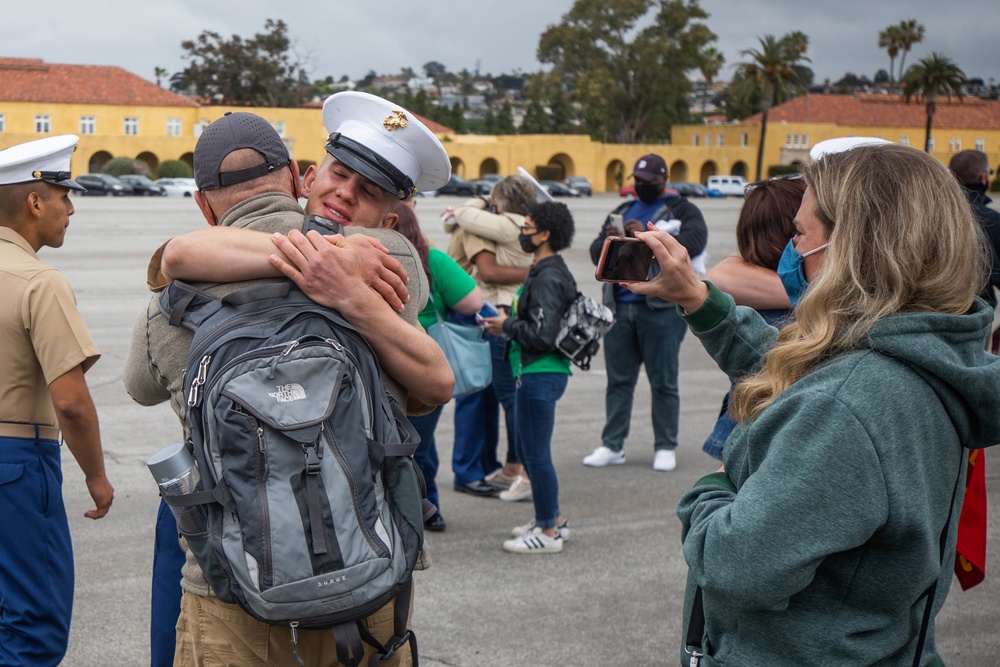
499, 475, 532, 502
653, 449, 677, 472
502, 530, 563, 554
582, 446, 625, 467
511, 518, 570, 541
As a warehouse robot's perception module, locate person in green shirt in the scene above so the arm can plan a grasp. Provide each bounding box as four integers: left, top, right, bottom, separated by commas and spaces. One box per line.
482, 202, 578, 554
629, 141, 1000, 666
392, 202, 482, 532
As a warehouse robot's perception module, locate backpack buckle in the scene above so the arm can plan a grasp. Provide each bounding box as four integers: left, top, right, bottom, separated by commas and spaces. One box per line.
304, 443, 323, 474
382, 630, 413, 660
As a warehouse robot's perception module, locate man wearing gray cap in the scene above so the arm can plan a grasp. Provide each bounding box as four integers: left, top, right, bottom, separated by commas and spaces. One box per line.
125, 99, 452, 666
0, 135, 115, 666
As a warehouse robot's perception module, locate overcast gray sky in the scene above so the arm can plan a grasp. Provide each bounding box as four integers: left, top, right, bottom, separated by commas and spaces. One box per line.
4, 1, 996, 87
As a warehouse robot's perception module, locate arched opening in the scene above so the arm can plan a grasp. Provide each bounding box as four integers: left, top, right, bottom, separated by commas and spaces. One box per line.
699, 161, 718, 185
605, 160, 626, 193
479, 157, 500, 177
88, 150, 113, 174
450, 157, 465, 178
669, 160, 688, 183
179, 152, 194, 171
543, 152, 574, 181
137, 151, 159, 175
731, 161, 748, 178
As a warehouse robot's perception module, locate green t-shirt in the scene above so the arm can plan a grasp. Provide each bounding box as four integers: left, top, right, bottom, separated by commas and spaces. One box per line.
418, 248, 478, 331
508, 285, 572, 377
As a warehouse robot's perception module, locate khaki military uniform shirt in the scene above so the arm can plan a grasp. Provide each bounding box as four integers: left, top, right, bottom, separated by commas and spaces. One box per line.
0, 227, 100, 428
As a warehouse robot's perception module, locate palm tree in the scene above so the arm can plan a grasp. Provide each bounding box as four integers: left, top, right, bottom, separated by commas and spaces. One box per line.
896, 19, 926, 82
878, 25, 901, 83
699, 47, 725, 115
731, 33, 811, 181
153, 67, 168, 88
902, 52, 967, 152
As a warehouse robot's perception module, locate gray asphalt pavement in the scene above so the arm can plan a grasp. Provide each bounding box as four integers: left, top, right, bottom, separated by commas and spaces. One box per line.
48, 193, 1000, 666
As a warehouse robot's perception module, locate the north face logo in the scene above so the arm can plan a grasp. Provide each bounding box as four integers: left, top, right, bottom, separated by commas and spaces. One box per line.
268, 383, 307, 403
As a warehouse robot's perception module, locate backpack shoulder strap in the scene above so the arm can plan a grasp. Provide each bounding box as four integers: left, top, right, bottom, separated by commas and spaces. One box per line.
303, 214, 345, 236
158, 281, 224, 331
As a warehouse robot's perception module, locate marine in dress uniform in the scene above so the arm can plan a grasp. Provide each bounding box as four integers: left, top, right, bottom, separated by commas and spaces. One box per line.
0, 135, 114, 666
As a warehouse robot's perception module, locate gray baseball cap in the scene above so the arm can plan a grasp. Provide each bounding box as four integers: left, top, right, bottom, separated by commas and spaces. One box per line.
194, 112, 291, 191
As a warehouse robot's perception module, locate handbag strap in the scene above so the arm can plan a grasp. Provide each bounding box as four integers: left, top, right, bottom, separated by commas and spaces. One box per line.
426, 291, 448, 325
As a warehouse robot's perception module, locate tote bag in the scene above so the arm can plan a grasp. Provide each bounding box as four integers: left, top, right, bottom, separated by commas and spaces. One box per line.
426, 294, 493, 397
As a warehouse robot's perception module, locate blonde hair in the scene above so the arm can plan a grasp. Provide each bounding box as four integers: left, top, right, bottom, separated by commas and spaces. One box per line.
730, 143, 990, 422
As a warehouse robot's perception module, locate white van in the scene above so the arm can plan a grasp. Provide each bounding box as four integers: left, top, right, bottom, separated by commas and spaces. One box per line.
706, 175, 748, 197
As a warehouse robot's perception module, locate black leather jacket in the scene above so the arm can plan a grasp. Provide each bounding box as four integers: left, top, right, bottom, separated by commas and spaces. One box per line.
501, 254, 577, 369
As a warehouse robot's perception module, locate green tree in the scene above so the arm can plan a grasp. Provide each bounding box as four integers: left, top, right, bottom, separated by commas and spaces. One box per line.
180, 19, 308, 106
698, 46, 725, 114
157, 159, 193, 178
103, 157, 152, 178
537, 0, 715, 143
896, 19, 926, 82
730, 33, 811, 181
483, 108, 497, 134
521, 98, 549, 133
495, 102, 516, 135
448, 104, 466, 134
878, 25, 901, 83
154, 66, 168, 88
902, 52, 966, 152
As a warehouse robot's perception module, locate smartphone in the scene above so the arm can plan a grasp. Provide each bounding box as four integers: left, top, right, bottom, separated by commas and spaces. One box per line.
595, 237, 654, 283
607, 214, 625, 236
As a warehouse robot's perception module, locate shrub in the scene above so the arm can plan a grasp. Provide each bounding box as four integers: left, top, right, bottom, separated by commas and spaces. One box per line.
157, 160, 193, 178
103, 157, 152, 178
991, 176, 1000, 193
535, 166, 562, 181
767, 164, 801, 177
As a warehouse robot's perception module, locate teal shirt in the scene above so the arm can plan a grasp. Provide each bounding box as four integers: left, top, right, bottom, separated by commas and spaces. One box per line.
418, 248, 478, 331
675, 283, 1000, 666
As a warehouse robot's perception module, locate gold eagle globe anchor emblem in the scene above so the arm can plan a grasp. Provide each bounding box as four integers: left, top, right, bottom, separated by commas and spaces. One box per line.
383, 110, 408, 131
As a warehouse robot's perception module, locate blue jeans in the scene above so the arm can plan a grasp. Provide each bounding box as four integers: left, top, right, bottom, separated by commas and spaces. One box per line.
451, 334, 517, 484
151, 499, 185, 667
0, 436, 73, 667
702, 390, 735, 461
515, 374, 568, 530
601, 302, 687, 452
409, 405, 443, 512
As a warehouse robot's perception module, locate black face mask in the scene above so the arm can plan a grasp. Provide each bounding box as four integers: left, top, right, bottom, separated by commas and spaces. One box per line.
967, 182, 989, 195
634, 182, 664, 204
518, 232, 539, 253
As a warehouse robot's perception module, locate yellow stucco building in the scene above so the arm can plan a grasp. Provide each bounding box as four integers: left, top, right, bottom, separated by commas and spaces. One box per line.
3, 58, 999, 194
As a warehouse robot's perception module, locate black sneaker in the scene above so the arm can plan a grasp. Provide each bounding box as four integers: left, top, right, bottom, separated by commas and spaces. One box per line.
424, 512, 446, 532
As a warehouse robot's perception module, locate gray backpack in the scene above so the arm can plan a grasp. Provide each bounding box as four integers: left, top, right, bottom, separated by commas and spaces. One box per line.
159, 264, 429, 666
554, 293, 614, 370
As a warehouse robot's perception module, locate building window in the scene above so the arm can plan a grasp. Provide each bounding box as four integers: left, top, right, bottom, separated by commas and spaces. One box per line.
0, 114, 5, 133
80, 116, 96, 135
976, 138, 985, 152
955, 137, 962, 151
693, 134, 699, 146
928, 137, 935, 152
705, 133, 712, 147
194, 120, 209, 138
124, 117, 140, 135
166, 118, 182, 137
741, 133, 748, 147
274, 121, 286, 137
794, 133, 801, 147
900, 136, 909, 146
786, 133, 792, 147
718, 133, 724, 147
35, 115, 51, 133
802, 134, 809, 147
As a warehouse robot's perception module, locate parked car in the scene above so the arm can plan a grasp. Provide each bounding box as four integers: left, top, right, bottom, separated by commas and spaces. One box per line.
706, 175, 748, 197
155, 177, 197, 197
435, 175, 477, 197
480, 173, 503, 184
620, 184, 680, 198
540, 180, 581, 197
469, 179, 495, 196
76, 174, 133, 196
666, 182, 725, 198
564, 176, 593, 196
119, 174, 166, 196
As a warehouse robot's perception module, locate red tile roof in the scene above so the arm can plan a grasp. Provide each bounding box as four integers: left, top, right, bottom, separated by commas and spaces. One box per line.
744, 93, 1000, 130
0, 57, 198, 107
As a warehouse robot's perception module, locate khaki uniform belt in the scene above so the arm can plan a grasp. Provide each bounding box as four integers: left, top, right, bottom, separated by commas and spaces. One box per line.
0, 423, 61, 440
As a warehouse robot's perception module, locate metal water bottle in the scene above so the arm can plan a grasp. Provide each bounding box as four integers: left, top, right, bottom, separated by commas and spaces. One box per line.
146, 443, 206, 534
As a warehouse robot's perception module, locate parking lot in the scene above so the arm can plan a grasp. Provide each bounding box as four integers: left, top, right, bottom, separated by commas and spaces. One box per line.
46, 193, 1000, 666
